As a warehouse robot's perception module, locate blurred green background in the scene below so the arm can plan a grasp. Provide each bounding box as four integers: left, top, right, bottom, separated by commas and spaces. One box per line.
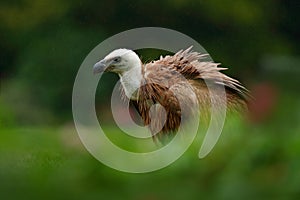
1, 0, 300, 199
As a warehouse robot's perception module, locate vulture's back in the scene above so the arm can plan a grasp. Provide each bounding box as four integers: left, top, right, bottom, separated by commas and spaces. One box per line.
129, 47, 249, 140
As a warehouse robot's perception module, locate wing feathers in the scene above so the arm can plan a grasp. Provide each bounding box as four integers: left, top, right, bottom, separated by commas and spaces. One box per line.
121, 47, 249, 140
151, 46, 250, 101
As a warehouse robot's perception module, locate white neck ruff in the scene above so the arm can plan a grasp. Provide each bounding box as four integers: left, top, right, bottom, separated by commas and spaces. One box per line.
119, 63, 143, 100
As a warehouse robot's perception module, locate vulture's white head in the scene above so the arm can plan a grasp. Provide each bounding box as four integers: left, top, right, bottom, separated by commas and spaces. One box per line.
93, 49, 143, 100
93, 49, 141, 75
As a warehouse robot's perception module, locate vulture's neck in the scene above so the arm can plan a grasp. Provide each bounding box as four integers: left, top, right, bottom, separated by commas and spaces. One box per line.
119, 62, 143, 100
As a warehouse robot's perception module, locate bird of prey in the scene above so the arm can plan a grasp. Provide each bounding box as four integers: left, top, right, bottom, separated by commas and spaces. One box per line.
93, 47, 249, 141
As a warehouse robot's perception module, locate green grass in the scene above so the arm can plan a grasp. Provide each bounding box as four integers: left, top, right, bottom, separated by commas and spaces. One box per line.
1, 120, 300, 200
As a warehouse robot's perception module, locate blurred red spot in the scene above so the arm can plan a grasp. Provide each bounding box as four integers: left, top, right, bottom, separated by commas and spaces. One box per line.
248, 83, 277, 122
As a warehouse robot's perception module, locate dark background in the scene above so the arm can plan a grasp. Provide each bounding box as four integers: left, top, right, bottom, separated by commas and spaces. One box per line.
1, 0, 300, 199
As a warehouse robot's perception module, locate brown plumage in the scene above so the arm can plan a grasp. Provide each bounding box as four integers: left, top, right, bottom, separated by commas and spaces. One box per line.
93, 47, 249, 141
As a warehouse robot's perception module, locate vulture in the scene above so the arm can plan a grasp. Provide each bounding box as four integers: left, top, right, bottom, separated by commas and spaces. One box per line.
93, 47, 249, 141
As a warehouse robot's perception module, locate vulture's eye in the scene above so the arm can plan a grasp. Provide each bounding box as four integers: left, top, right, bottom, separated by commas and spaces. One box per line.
113, 57, 121, 63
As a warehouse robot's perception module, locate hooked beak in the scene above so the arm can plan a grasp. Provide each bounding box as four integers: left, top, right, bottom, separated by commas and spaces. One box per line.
93, 59, 108, 74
